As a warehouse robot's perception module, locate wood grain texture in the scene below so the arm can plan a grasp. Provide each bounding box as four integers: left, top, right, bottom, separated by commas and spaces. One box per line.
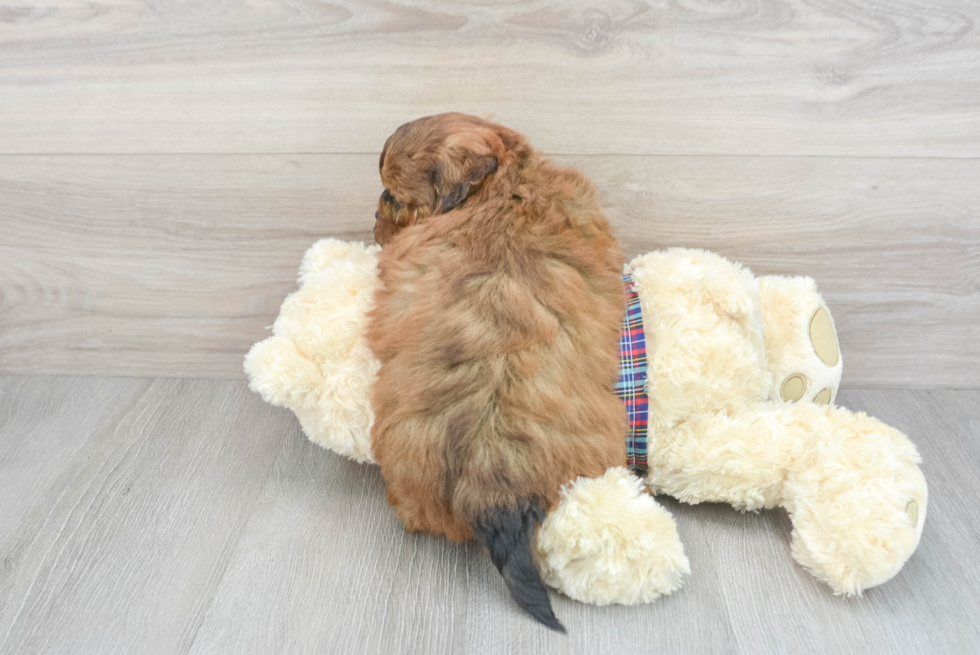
189, 435, 744, 655
1, 154, 977, 385
1, 379, 978, 654
0, 376, 137, 548
0, 377, 292, 654
0, 0, 978, 156
192, 387, 980, 655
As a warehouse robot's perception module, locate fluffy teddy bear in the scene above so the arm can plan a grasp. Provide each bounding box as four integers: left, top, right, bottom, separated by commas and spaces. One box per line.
245, 239, 927, 605
630, 249, 926, 595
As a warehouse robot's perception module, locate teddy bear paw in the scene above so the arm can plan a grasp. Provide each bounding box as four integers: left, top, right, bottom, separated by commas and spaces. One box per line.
537, 467, 690, 605
759, 276, 843, 406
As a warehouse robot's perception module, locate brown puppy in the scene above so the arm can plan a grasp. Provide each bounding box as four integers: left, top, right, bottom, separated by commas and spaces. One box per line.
366, 114, 626, 630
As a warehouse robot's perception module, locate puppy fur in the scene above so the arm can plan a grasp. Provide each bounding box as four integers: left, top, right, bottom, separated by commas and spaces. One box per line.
366, 113, 627, 629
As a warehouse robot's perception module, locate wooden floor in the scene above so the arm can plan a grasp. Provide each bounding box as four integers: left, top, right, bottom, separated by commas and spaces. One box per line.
1, 0, 978, 652
1, 0, 979, 386
0, 376, 976, 654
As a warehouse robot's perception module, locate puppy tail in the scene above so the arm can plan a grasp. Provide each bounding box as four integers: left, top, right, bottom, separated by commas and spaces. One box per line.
471, 498, 565, 633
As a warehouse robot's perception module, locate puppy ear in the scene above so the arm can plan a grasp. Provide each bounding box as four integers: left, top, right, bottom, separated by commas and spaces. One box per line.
433, 154, 499, 213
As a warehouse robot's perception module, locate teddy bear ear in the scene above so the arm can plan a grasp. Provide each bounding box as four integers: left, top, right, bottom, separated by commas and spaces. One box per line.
432, 154, 498, 213
299, 239, 356, 282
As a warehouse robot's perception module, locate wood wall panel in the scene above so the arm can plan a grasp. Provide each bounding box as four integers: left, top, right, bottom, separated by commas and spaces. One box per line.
1, 154, 976, 386
0, 0, 978, 156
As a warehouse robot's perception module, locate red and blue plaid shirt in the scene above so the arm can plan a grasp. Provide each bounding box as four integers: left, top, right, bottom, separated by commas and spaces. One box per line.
615, 274, 649, 475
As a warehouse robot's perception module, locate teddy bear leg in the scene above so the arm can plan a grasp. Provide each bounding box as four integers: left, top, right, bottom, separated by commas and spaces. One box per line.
783, 406, 927, 595
758, 275, 842, 406
536, 467, 689, 605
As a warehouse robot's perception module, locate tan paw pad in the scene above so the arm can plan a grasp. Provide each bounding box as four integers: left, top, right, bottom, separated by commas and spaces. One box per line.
906, 500, 919, 527
809, 306, 840, 367
781, 374, 808, 402
813, 388, 832, 405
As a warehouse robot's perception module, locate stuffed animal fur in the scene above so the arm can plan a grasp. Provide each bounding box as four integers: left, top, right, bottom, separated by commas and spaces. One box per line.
245, 239, 926, 604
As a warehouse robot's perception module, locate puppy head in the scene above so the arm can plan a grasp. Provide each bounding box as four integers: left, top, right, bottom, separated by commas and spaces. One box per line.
374, 113, 525, 245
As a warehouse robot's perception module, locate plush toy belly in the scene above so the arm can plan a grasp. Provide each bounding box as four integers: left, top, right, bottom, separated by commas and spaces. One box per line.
616, 274, 649, 475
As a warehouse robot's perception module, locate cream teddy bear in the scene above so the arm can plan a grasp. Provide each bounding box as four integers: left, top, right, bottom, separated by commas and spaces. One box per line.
245, 239, 926, 604
630, 248, 926, 595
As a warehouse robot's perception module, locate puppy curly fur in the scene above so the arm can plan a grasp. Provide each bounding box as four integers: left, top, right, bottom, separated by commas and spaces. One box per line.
366, 114, 627, 629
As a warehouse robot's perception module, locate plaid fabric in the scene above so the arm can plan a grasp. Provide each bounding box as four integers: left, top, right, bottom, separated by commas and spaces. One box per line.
615, 274, 649, 475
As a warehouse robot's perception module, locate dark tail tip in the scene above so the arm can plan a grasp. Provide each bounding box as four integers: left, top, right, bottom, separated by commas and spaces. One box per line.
472, 498, 566, 633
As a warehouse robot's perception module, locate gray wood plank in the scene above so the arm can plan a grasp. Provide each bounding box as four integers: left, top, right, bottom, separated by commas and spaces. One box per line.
191, 387, 980, 655
0, 376, 142, 582
0, 154, 372, 380
0, 0, 978, 156
1, 155, 977, 386
188, 417, 739, 655
1, 381, 978, 653
0, 378, 291, 655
